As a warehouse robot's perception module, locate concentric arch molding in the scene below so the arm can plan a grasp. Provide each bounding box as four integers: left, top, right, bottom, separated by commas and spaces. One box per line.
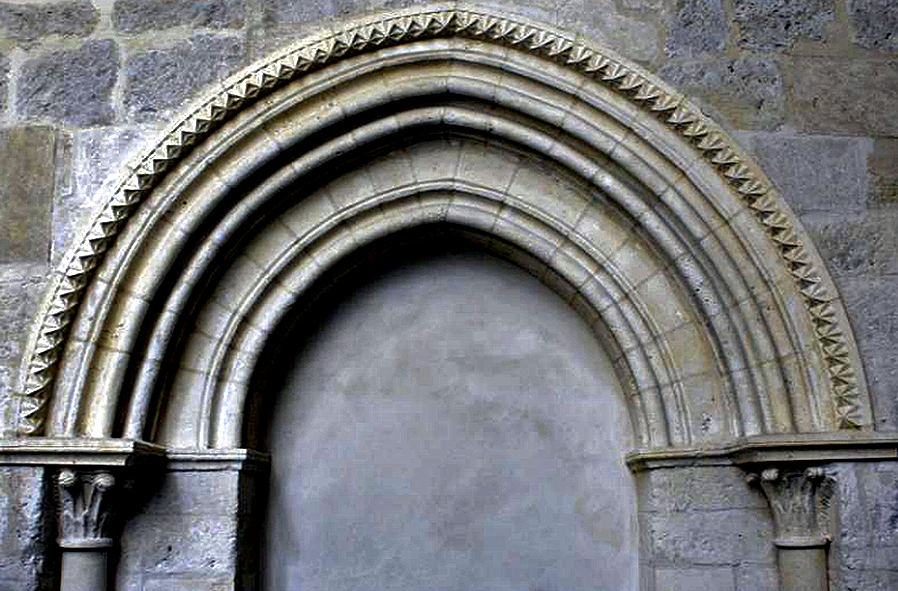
16, 3, 868, 436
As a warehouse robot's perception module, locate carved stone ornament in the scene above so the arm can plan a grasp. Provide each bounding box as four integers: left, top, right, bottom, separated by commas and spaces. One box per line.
748, 467, 835, 549
56, 469, 117, 549
15, 5, 866, 438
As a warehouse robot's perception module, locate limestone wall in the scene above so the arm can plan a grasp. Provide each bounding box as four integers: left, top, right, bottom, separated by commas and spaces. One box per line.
0, 1, 895, 590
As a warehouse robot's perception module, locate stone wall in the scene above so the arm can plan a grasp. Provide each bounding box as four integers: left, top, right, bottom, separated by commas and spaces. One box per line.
0, 1, 895, 590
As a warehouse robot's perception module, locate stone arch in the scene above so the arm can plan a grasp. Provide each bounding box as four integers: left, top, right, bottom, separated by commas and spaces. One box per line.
15, 5, 870, 451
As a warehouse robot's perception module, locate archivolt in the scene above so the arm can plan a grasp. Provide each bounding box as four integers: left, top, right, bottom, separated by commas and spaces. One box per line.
16, 6, 870, 445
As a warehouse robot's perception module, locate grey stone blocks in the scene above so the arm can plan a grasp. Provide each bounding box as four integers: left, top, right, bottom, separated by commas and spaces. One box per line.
639, 467, 776, 587
849, 0, 898, 53
828, 462, 898, 591
52, 127, 142, 264
735, 133, 868, 214
0, 468, 48, 590
733, 0, 835, 52
665, 0, 727, 57
835, 278, 898, 429
117, 470, 247, 590
869, 139, 898, 208
0, 127, 57, 263
659, 58, 784, 130
123, 34, 246, 122
791, 58, 898, 136
17, 39, 118, 127
0, 1, 99, 45
113, 0, 246, 34
0, 53, 8, 115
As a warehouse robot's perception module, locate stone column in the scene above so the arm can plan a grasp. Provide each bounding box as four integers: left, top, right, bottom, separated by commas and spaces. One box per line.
749, 467, 835, 591
56, 469, 117, 591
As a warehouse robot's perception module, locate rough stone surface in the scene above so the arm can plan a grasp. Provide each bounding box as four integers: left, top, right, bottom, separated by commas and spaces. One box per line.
124, 34, 246, 123
53, 127, 143, 265
264, 251, 638, 590
0, 127, 57, 263
0, 467, 48, 590
837, 277, 898, 430
638, 466, 767, 513
0, 265, 48, 437
849, 0, 898, 53
0, 53, 8, 115
803, 214, 898, 277
733, 0, 835, 52
117, 470, 245, 590
0, 1, 98, 45
654, 567, 735, 591
647, 509, 775, 565
557, 0, 659, 63
17, 39, 118, 127
828, 462, 898, 591
664, 0, 727, 58
620, 0, 664, 10
735, 565, 779, 591
791, 58, 898, 136
869, 138, 898, 208
736, 133, 868, 214
113, 0, 246, 34
659, 58, 785, 131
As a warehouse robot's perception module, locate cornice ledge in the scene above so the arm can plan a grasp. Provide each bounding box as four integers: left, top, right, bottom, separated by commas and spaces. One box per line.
166, 448, 271, 472
0, 439, 269, 472
626, 432, 898, 471
0, 438, 166, 467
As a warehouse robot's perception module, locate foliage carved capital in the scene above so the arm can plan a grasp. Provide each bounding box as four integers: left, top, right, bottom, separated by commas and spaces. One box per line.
748, 467, 835, 549
56, 469, 117, 549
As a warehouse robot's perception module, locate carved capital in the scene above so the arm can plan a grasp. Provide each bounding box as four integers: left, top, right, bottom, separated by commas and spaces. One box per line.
56, 469, 117, 549
748, 466, 835, 548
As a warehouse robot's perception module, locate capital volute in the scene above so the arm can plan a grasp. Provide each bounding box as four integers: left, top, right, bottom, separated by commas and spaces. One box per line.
747, 466, 835, 549
55, 468, 119, 549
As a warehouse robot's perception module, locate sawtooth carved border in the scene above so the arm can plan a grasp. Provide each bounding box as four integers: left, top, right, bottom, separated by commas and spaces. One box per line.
16, 5, 863, 436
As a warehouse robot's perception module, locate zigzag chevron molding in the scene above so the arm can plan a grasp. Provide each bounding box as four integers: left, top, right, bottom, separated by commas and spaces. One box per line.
16, 7, 862, 436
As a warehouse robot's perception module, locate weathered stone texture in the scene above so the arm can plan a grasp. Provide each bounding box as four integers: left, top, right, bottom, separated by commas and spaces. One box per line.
639, 466, 775, 577
53, 127, 143, 264
734, 565, 779, 591
654, 567, 735, 591
664, 0, 727, 58
620, 0, 664, 10
124, 35, 247, 122
849, 0, 898, 53
17, 39, 118, 127
736, 133, 867, 214
117, 470, 247, 591
869, 138, 898, 208
804, 215, 898, 277
659, 58, 784, 130
837, 278, 898, 429
0, 127, 57, 263
647, 509, 775, 565
0, 467, 48, 590
828, 462, 898, 591
0, 0, 98, 45
557, 0, 659, 63
733, 0, 835, 52
0, 53, 8, 115
113, 0, 246, 34
263, 0, 336, 23
0, 265, 47, 437
638, 466, 767, 513
791, 58, 898, 136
